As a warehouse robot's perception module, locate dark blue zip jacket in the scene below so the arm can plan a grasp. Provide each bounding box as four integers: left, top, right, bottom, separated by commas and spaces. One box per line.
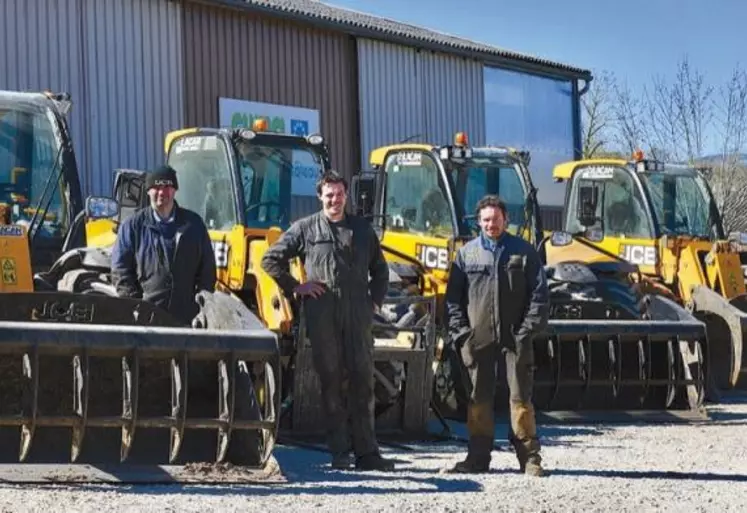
110, 203, 217, 325
445, 231, 549, 364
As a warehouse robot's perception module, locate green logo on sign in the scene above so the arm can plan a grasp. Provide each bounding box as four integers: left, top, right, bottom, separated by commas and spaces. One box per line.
230, 112, 285, 132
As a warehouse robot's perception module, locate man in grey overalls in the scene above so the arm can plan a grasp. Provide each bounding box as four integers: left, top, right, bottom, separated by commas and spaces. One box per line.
261, 170, 394, 472
445, 194, 549, 476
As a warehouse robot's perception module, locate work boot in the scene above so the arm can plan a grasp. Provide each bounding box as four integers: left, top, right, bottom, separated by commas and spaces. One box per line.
510, 435, 545, 477
509, 400, 545, 477
355, 452, 395, 471
331, 452, 354, 470
444, 435, 492, 474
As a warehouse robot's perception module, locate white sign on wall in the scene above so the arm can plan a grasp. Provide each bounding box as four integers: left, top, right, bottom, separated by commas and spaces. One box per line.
218, 97, 321, 196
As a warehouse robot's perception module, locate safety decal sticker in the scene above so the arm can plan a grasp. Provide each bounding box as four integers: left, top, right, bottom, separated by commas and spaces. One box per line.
394, 151, 423, 166
1, 258, 17, 285
0, 225, 24, 237
579, 166, 615, 180
416, 243, 450, 270
174, 136, 205, 154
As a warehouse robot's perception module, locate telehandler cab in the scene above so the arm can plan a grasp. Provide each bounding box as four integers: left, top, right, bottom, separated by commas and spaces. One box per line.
549, 151, 747, 394
352, 133, 709, 420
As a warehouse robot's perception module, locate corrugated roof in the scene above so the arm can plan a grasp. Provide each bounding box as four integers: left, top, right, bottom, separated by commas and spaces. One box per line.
205, 0, 593, 80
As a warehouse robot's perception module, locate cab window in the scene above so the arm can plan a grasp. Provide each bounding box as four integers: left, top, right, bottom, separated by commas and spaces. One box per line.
168, 134, 238, 231
565, 165, 652, 239
384, 151, 452, 237
0, 106, 67, 238
452, 163, 527, 235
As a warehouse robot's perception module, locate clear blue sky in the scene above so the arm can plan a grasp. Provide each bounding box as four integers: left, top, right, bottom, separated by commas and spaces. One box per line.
329, 0, 746, 154
329, 0, 744, 84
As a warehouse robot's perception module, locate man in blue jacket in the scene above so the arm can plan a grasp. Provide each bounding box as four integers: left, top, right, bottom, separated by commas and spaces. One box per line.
445, 194, 549, 476
111, 165, 216, 325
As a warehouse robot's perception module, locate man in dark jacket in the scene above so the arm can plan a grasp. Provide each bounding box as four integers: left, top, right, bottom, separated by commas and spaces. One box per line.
260, 170, 394, 472
111, 165, 217, 325
445, 194, 549, 476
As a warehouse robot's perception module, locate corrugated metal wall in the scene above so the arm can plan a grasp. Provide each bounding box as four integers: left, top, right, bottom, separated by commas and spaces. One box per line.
82, 0, 184, 195
0, 0, 184, 197
0, 0, 88, 180
181, 2, 358, 217
357, 38, 485, 168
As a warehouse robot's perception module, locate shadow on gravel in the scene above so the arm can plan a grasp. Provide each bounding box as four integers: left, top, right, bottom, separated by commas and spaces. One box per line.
55, 445, 484, 496
549, 468, 747, 482
706, 409, 747, 424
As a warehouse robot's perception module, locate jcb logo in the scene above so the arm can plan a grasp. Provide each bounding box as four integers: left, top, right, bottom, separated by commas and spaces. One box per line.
619, 244, 657, 266
416, 244, 449, 270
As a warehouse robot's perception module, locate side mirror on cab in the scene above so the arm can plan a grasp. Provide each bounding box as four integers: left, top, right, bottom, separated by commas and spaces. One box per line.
85, 196, 119, 220
577, 185, 599, 228
351, 171, 378, 217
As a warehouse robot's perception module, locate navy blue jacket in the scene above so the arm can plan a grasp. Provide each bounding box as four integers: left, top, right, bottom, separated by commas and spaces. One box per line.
110, 203, 217, 325
445, 232, 549, 362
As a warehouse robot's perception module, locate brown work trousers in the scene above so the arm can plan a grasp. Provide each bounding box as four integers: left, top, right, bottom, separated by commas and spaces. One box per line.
463, 343, 541, 464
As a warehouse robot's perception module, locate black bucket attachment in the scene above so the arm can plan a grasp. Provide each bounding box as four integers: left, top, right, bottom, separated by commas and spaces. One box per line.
0, 292, 281, 478
690, 285, 747, 392
433, 294, 709, 421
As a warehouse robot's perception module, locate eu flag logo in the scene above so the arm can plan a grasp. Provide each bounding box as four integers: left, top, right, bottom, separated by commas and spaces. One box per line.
290, 119, 309, 136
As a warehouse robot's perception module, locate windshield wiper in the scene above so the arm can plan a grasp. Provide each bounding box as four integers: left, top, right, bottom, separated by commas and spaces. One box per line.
28, 141, 64, 247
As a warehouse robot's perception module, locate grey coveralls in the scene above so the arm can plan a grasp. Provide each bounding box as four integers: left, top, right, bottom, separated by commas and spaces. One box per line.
445, 231, 549, 468
260, 211, 389, 458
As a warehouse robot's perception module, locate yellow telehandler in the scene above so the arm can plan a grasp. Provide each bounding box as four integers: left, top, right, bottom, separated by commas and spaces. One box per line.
548, 151, 747, 396
351, 133, 709, 421
62, 119, 437, 442
0, 90, 282, 484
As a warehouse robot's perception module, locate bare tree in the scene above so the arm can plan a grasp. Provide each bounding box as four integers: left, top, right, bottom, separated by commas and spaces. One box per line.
710, 66, 747, 231
610, 79, 645, 156
581, 70, 616, 158
581, 56, 747, 232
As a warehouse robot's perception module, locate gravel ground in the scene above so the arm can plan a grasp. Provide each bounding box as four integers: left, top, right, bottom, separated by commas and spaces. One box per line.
1, 394, 746, 513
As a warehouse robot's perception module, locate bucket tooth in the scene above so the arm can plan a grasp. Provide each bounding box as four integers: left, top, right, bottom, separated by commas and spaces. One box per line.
19, 349, 38, 462
637, 338, 650, 405
665, 339, 677, 408
216, 357, 235, 463
264, 361, 278, 424
579, 337, 591, 407
120, 352, 139, 463
548, 337, 560, 407
608, 337, 621, 398
259, 361, 278, 465
70, 352, 89, 463
679, 338, 706, 409
169, 353, 188, 464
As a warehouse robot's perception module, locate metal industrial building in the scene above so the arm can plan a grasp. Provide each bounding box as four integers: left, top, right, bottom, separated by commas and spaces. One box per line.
1, 0, 591, 224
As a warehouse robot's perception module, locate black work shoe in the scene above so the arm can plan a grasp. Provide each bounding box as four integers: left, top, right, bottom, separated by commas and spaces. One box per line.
355, 452, 395, 471
331, 453, 353, 470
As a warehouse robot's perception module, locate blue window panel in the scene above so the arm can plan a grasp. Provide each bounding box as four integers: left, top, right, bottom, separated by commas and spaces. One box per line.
484, 66, 576, 207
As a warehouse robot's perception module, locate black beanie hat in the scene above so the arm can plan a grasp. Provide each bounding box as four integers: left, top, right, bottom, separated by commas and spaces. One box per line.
145, 165, 179, 190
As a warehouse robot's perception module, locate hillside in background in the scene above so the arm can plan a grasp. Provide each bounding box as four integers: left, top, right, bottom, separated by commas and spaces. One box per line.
699, 153, 747, 165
